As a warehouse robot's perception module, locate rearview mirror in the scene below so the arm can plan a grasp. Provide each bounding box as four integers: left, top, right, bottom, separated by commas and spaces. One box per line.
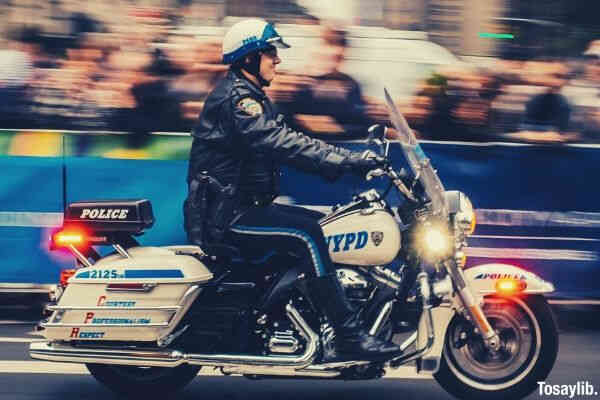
367, 124, 386, 143
367, 124, 390, 158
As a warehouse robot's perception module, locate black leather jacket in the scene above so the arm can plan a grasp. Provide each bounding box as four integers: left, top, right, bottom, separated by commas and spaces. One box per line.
188, 69, 361, 202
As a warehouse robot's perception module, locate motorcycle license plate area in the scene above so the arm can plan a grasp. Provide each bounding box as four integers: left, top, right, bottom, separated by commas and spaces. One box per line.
42, 246, 212, 342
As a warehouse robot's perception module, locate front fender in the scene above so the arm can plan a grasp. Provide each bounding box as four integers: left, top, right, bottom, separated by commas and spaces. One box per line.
464, 263, 555, 295
415, 263, 554, 375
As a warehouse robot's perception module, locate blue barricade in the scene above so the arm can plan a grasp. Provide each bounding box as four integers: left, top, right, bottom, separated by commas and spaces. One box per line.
1, 140, 599, 299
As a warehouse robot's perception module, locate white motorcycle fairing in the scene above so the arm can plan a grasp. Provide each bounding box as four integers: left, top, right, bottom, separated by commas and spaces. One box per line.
41, 246, 212, 343
464, 263, 555, 295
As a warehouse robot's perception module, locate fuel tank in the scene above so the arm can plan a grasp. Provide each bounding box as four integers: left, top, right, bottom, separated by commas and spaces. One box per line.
320, 201, 401, 266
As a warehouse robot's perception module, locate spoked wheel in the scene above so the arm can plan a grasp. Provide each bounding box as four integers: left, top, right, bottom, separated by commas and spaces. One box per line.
434, 295, 558, 400
86, 363, 201, 397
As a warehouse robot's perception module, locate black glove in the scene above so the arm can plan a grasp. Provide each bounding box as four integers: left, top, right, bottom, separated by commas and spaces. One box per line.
344, 150, 387, 176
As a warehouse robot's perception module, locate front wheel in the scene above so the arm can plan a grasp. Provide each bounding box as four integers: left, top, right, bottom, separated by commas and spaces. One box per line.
434, 295, 558, 400
86, 363, 201, 397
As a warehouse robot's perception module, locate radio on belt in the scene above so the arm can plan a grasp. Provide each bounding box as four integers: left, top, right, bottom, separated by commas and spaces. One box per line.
64, 199, 154, 235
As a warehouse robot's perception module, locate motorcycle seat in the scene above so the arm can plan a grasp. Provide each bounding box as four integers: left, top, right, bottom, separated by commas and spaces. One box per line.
202, 243, 244, 265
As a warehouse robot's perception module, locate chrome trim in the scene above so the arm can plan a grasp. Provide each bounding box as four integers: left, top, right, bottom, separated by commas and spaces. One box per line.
106, 283, 157, 292
163, 245, 206, 257
369, 300, 394, 336
389, 273, 435, 368
30, 341, 185, 367
68, 245, 93, 268
46, 305, 180, 312
432, 275, 453, 298
305, 360, 370, 370
268, 331, 300, 354
370, 266, 404, 290
373, 266, 404, 286
222, 366, 339, 378
337, 268, 369, 289
113, 244, 130, 258
156, 285, 202, 342
399, 331, 418, 352
416, 305, 454, 375
157, 325, 189, 348
220, 358, 370, 378
30, 304, 319, 371
42, 322, 170, 328
389, 308, 434, 367
446, 260, 500, 350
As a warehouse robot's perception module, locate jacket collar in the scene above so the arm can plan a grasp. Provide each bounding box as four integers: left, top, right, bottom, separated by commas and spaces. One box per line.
228, 68, 266, 99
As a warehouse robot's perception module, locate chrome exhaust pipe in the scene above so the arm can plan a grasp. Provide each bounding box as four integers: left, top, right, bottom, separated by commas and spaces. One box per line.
184, 304, 318, 368
29, 341, 186, 367
30, 304, 319, 370
222, 365, 340, 378
220, 360, 371, 378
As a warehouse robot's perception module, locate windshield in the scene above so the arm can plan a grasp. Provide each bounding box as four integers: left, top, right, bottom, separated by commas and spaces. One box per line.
384, 88, 449, 217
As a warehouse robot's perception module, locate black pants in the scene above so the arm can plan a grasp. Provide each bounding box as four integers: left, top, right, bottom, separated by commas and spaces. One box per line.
228, 203, 333, 277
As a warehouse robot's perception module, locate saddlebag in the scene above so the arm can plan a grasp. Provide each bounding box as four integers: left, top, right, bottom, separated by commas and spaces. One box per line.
41, 246, 213, 343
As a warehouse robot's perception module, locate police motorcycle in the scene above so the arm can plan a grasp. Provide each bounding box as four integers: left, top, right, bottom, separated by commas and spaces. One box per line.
31, 89, 558, 399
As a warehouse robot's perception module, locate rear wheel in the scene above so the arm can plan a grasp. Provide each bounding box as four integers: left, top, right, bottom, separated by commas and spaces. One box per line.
434, 295, 558, 400
86, 363, 200, 397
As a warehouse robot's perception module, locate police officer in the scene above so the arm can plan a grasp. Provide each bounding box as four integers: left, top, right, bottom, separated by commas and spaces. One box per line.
185, 19, 399, 360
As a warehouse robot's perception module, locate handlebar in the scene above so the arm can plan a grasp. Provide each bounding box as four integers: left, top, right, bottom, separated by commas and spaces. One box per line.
365, 124, 419, 204
366, 164, 418, 203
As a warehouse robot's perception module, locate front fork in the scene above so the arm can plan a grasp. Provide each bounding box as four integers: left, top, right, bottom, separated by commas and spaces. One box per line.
444, 260, 501, 351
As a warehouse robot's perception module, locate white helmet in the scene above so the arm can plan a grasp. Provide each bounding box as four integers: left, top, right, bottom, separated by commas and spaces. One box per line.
222, 19, 290, 64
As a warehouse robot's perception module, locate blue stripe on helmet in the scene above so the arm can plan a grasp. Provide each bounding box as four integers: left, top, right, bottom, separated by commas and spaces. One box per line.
223, 23, 282, 64
260, 23, 279, 42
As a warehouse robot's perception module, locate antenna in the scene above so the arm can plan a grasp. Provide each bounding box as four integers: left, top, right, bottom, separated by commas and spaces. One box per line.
62, 134, 67, 214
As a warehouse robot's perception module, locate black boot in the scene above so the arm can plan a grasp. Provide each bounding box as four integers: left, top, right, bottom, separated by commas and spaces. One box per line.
306, 274, 401, 361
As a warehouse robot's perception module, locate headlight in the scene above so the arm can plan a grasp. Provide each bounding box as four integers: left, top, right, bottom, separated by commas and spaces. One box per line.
423, 228, 450, 254
455, 193, 476, 235
414, 221, 453, 261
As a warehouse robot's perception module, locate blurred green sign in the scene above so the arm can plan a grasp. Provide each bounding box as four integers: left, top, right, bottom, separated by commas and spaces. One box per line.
478, 32, 515, 39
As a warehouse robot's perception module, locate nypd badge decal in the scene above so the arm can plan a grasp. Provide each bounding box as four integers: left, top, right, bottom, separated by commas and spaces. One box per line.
371, 231, 384, 247
237, 97, 263, 116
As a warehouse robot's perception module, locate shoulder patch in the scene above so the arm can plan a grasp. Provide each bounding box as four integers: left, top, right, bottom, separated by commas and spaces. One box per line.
237, 97, 263, 117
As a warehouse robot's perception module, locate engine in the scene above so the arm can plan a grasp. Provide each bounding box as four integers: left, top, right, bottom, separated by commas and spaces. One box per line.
336, 268, 376, 302
336, 265, 405, 304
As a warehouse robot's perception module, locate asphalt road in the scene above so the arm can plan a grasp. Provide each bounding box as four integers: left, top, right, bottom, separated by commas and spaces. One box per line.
0, 305, 599, 400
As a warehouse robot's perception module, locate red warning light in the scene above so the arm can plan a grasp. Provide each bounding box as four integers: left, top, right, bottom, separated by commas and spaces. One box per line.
495, 278, 527, 295
51, 226, 88, 249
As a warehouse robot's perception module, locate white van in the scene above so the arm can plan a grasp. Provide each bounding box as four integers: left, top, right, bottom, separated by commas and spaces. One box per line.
176, 23, 469, 100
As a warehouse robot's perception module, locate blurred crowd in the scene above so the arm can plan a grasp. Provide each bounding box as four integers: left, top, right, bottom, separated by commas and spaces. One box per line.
0, 6, 228, 148
0, 3, 599, 145
404, 43, 600, 143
